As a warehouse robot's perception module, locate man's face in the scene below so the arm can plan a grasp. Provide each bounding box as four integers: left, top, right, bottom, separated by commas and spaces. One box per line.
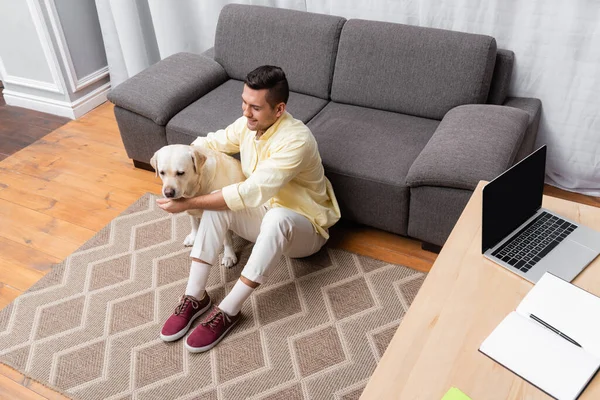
242, 84, 284, 133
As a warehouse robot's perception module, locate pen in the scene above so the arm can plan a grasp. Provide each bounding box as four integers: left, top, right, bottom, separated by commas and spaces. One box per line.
530, 314, 582, 348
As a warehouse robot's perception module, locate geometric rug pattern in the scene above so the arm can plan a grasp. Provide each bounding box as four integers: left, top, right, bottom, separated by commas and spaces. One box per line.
0, 194, 425, 400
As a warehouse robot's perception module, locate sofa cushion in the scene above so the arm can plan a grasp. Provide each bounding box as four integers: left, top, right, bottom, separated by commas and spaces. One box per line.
201, 47, 215, 59
107, 52, 228, 126
487, 49, 515, 105
214, 4, 345, 100
406, 104, 529, 191
166, 79, 328, 145
504, 97, 542, 162
331, 20, 497, 120
307, 102, 440, 235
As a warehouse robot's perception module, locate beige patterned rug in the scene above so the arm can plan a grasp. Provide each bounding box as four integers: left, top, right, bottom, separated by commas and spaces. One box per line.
0, 194, 425, 400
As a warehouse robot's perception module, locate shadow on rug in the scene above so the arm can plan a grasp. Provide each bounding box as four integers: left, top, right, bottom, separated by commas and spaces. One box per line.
0, 193, 425, 400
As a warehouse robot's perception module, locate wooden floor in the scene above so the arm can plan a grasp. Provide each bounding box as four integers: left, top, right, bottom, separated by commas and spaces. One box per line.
0, 91, 70, 163
0, 99, 598, 399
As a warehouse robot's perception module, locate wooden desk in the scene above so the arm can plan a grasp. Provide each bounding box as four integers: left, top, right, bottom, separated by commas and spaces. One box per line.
361, 181, 600, 399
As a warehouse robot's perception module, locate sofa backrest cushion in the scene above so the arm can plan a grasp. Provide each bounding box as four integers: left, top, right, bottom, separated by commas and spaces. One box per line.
214, 4, 346, 100
331, 20, 497, 120
487, 49, 514, 105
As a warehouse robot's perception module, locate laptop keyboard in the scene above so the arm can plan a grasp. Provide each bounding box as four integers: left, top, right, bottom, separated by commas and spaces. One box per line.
491, 211, 577, 273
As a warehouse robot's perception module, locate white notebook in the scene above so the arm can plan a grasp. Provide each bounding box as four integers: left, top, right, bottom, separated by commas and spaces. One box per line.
479, 272, 600, 400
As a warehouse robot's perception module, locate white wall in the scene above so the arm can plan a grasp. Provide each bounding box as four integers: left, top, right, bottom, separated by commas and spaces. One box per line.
0, 0, 110, 119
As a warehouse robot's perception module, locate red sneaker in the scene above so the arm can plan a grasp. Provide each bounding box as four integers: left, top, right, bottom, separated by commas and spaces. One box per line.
160, 294, 211, 342
185, 306, 240, 353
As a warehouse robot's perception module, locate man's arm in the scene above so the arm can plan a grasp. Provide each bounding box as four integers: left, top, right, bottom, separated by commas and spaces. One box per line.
192, 117, 244, 154
221, 139, 308, 211
156, 190, 229, 213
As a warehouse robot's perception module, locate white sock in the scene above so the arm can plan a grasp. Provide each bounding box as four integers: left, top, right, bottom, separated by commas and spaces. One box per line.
185, 261, 211, 299
218, 279, 255, 316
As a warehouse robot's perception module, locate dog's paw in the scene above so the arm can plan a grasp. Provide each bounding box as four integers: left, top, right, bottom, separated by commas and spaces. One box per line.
221, 254, 238, 268
183, 233, 195, 247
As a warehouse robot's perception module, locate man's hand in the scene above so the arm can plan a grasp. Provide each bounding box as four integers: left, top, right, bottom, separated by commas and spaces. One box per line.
156, 197, 190, 214
156, 191, 230, 213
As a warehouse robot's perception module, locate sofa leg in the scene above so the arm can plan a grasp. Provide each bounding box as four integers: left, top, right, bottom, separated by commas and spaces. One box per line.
421, 241, 442, 254
133, 160, 154, 172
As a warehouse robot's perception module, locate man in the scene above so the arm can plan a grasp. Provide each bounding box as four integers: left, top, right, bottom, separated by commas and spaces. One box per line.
157, 65, 340, 352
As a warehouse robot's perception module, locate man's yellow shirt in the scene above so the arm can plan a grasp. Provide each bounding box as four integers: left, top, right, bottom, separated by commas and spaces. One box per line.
192, 111, 341, 239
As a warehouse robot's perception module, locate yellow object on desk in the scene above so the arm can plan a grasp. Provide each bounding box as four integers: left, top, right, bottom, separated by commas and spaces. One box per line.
441, 387, 472, 400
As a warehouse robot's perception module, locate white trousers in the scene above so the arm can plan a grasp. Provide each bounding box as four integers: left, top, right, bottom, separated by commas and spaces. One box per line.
190, 205, 327, 284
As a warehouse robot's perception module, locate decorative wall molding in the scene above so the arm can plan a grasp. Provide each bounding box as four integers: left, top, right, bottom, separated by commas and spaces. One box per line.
0, 75, 60, 93
0, 56, 61, 92
3, 82, 111, 119
23, 0, 66, 94
44, 0, 109, 93
76, 66, 110, 92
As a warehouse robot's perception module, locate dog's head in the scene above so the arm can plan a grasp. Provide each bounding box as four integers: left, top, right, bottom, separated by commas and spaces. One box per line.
150, 144, 206, 199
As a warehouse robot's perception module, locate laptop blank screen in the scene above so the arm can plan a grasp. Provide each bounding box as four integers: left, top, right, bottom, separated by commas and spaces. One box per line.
482, 146, 547, 253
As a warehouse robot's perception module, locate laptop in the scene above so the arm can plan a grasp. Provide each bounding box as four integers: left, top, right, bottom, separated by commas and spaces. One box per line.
482, 145, 600, 283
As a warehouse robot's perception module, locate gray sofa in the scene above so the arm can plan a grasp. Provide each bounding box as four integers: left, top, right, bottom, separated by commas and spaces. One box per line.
108, 4, 541, 249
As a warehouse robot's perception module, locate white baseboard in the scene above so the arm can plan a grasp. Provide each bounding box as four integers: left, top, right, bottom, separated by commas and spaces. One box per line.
72, 82, 111, 119
2, 82, 111, 120
2, 90, 73, 118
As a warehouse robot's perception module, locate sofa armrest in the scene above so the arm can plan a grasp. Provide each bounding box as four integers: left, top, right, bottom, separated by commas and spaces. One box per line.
107, 52, 228, 126
406, 104, 529, 191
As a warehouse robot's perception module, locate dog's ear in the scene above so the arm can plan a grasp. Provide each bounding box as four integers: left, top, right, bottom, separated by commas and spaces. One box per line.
190, 147, 207, 174
150, 152, 159, 177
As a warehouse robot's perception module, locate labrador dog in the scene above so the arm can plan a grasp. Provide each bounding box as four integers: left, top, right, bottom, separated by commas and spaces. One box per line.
150, 144, 245, 267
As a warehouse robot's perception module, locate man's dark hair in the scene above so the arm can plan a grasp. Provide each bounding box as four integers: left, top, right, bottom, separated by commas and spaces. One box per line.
244, 65, 289, 108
